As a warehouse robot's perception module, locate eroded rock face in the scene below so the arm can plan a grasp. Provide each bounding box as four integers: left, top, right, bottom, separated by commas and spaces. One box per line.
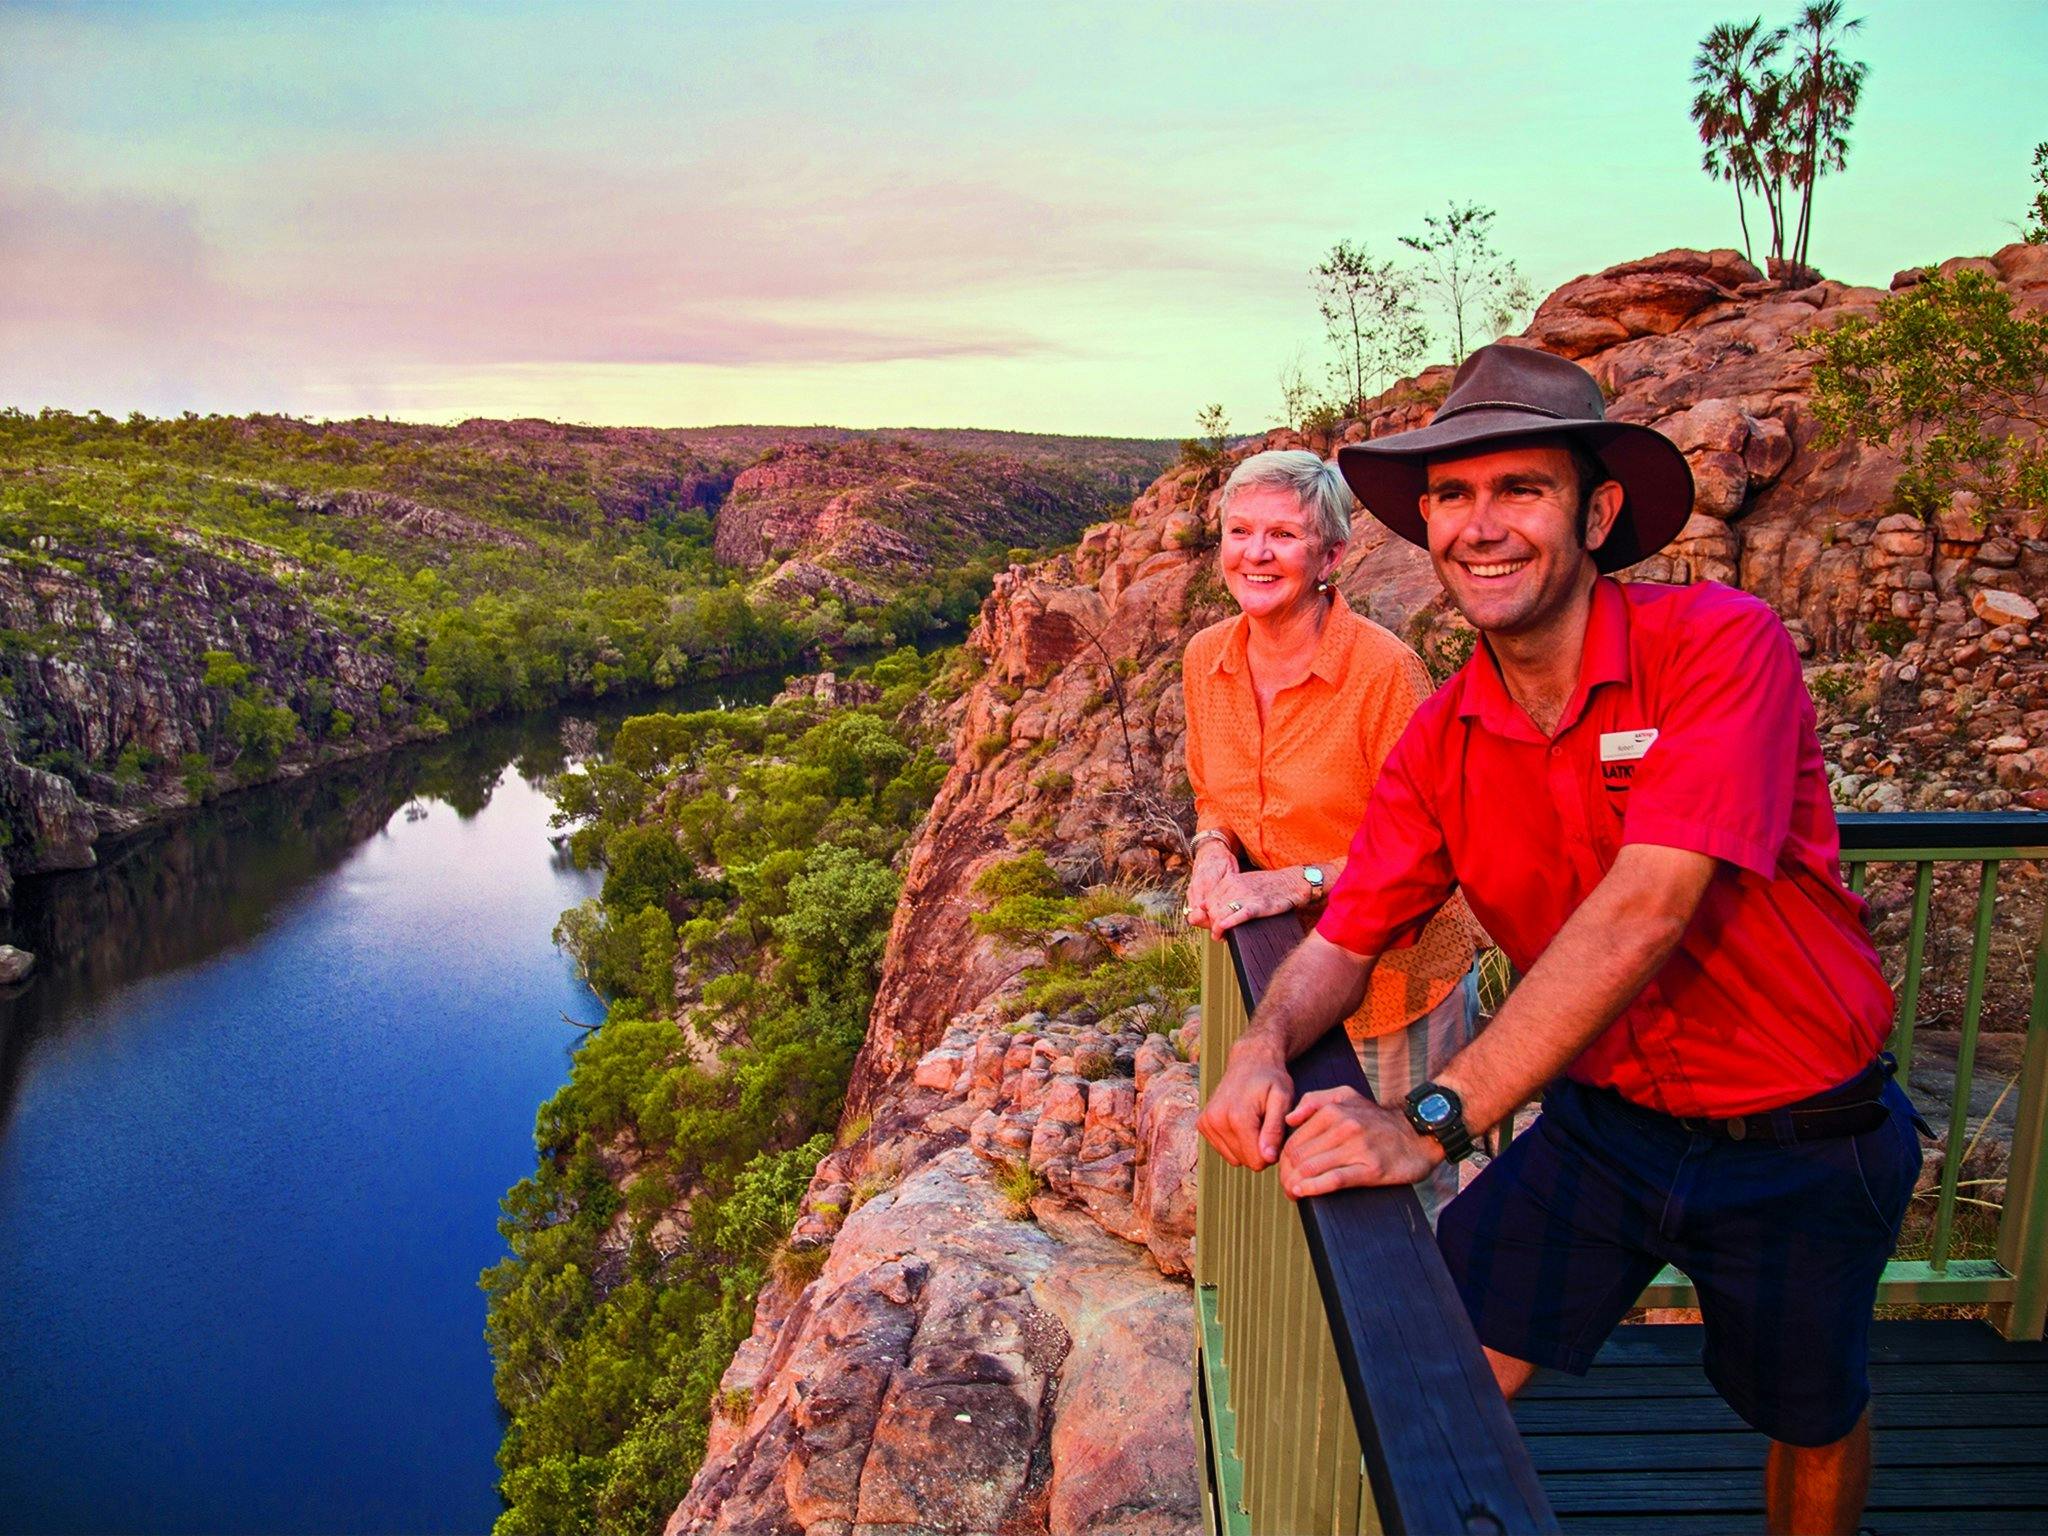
669, 1141, 1197, 1536
712, 438, 1162, 582
0, 538, 409, 898
676, 1000, 1203, 1535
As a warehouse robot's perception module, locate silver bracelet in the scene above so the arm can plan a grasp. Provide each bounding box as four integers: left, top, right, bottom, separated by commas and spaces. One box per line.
1190, 828, 1235, 856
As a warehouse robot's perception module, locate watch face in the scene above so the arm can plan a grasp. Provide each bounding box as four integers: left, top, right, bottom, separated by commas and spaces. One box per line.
1303, 865, 1324, 886
1415, 1091, 1454, 1127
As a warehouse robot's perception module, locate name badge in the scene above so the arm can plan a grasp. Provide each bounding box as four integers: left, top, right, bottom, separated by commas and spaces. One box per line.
1599, 729, 1659, 763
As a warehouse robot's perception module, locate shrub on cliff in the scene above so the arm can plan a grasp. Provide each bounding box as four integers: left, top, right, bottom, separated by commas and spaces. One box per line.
1809, 268, 2048, 517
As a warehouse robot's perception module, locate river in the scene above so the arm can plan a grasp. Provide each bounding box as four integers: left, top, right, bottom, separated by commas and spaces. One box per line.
0, 674, 785, 1535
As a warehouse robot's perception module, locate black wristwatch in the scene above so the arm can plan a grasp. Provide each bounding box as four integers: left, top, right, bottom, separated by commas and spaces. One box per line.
1403, 1081, 1476, 1164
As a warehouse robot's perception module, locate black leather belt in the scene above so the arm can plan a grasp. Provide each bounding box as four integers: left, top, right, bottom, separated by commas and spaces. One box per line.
1670, 1055, 1903, 1145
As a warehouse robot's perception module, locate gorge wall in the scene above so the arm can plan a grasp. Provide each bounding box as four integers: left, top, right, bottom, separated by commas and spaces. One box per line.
676, 244, 2048, 1534
0, 418, 1168, 905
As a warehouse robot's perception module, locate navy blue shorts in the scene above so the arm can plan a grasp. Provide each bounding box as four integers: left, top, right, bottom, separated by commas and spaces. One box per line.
1437, 1072, 1922, 1447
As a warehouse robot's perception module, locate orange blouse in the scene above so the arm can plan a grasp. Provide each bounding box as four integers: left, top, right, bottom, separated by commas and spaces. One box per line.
1183, 593, 1477, 1039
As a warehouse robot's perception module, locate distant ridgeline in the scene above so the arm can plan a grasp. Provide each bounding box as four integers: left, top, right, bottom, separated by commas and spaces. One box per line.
483, 645, 966, 1535
0, 410, 1171, 903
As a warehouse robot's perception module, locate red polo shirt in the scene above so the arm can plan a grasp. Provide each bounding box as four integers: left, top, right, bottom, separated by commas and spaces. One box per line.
1317, 577, 1893, 1118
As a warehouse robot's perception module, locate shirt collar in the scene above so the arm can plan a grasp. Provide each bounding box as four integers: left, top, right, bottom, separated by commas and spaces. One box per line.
1212, 590, 1356, 680
1453, 577, 1632, 740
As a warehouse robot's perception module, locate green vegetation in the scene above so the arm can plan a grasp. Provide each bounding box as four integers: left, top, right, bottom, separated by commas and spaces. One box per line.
2028, 143, 2048, 245
482, 645, 964, 1536
1689, 5, 1868, 270
968, 853, 1198, 1024
994, 1158, 1044, 1220
0, 410, 825, 790
1397, 202, 1535, 366
1808, 269, 2048, 517
1289, 203, 1531, 428
0, 412, 1135, 806
1312, 240, 1428, 413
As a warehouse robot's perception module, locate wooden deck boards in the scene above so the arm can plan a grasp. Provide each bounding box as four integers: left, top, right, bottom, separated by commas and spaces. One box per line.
1513, 1321, 2048, 1534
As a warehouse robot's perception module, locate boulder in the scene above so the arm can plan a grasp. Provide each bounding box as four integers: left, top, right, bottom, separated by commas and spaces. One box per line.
1972, 588, 2040, 628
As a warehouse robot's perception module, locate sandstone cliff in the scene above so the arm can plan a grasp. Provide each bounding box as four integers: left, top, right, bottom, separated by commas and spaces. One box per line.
0, 533, 407, 907
713, 437, 1172, 609
678, 245, 2048, 1533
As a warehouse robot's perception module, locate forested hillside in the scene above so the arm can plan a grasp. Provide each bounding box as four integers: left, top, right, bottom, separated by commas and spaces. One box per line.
0, 411, 1168, 902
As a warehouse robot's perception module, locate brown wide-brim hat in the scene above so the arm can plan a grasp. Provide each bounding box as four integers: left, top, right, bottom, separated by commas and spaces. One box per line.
1335, 344, 1694, 573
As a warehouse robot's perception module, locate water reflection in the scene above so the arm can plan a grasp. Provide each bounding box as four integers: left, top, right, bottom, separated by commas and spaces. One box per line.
0, 671, 784, 1145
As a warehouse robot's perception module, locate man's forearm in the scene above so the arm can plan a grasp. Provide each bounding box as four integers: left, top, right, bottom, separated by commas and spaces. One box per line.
1237, 931, 1375, 1064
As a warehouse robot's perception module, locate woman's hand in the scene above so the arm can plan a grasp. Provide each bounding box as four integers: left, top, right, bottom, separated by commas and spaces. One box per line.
1203, 867, 1307, 935
1183, 840, 1238, 931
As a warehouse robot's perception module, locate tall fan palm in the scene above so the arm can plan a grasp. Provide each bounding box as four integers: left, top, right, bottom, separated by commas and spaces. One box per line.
1785, 2, 1867, 269
1690, 19, 1785, 264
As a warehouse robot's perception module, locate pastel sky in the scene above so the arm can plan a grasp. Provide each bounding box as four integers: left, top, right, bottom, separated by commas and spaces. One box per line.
4, 0, 2044, 436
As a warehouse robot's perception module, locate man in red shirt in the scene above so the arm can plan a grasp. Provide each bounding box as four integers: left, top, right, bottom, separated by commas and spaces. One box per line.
1197, 345, 1922, 1536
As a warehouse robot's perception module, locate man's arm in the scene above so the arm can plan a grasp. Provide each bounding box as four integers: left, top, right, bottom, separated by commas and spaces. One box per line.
1277, 843, 1716, 1199
1196, 931, 1376, 1171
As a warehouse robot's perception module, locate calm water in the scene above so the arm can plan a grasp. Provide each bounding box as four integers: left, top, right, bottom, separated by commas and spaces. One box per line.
0, 679, 780, 1535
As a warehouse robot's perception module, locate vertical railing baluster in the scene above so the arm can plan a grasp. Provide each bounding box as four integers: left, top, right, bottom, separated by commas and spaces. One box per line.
1932, 860, 1999, 1271
1847, 857, 1868, 896
1992, 888, 2048, 1339
1278, 1223, 1313, 1534
1893, 860, 1935, 1077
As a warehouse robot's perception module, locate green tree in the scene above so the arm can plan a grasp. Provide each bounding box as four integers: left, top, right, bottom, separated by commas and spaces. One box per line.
1690, 18, 1785, 264
1781, 2, 1867, 269
798, 711, 910, 804
775, 844, 899, 997
1312, 239, 1428, 410
1398, 203, 1534, 362
600, 825, 692, 914
1809, 268, 2048, 517
2026, 141, 2048, 244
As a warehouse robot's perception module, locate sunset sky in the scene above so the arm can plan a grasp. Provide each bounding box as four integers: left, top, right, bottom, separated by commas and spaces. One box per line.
4, 0, 2044, 436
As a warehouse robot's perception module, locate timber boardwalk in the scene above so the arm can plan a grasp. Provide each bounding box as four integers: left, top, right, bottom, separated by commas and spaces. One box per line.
1517, 1321, 2048, 1534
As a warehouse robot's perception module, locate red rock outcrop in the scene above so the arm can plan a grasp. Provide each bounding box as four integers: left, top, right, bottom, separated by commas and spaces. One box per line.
670, 1006, 1203, 1536
713, 438, 1171, 585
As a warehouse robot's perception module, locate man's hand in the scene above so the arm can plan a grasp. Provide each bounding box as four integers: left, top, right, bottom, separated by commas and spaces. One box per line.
1277, 1087, 1439, 1199
1196, 1037, 1294, 1169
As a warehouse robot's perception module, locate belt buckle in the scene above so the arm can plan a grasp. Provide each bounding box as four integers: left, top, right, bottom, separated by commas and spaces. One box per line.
1725, 1116, 1747, 1142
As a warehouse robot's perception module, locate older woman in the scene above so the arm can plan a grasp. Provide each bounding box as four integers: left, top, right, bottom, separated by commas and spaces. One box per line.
1183, 449, 1479, 1216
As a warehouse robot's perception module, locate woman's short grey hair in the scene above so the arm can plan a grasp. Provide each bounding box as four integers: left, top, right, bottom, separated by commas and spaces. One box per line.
1217, 450, 1352, 549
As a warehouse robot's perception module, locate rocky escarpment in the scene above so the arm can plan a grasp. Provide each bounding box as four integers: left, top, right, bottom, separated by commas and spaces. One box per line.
683, 244, 2048, 1533
0, 533, 405, 905
714, 438, 1172, 602
671, 1005, 1201, 1536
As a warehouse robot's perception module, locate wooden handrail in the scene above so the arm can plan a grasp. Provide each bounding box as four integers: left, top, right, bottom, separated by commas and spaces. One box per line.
1838, 810, 2048, 854
1226, 910, 1559, 1535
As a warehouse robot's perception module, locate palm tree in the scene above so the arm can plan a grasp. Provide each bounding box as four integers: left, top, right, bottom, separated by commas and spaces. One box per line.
1690, 19, 1786, 264
1783, 2, 1867, 270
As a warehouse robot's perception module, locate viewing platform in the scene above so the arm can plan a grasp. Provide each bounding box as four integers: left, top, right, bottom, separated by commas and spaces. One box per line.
1196, 812, 2048, 1534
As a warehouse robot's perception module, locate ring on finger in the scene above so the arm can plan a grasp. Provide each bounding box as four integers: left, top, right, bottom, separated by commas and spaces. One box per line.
1227, 900, 1243, 912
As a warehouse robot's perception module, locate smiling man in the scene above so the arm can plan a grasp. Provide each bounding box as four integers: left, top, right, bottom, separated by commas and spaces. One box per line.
1195, 345, 1924, 1536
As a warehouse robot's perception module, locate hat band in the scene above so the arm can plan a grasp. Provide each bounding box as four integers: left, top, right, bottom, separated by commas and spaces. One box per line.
1429, 399, 1581, 424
